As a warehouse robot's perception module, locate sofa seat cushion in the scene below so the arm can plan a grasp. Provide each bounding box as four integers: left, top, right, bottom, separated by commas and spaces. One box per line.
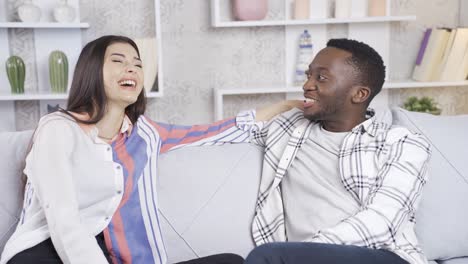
439, 258, 468, 264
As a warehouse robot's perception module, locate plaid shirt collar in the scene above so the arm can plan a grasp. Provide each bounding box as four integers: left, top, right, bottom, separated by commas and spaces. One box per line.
350, 108, 393, 137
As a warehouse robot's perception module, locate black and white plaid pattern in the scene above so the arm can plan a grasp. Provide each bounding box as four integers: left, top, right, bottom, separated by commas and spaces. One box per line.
249, 108, 432, 264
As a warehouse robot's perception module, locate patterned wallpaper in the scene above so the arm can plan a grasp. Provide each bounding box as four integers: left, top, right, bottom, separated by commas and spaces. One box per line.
6, 0, 468, 130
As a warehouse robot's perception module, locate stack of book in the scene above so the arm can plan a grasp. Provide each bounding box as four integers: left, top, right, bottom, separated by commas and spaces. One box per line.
412, 27, 468, 82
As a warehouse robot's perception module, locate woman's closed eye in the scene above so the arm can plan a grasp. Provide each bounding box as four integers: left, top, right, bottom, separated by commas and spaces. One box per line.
112, 59, 142, 69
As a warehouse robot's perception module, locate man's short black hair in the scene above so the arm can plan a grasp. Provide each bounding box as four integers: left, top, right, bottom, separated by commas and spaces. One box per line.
326, 38, 386, 103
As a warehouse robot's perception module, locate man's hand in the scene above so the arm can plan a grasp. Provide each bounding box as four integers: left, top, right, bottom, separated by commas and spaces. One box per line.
255, 100, 304, 121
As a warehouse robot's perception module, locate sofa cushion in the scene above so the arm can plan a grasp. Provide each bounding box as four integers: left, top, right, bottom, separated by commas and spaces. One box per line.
0, 130, 34, 253
392, 108, 468, 261
439, 258, 468, 264
158, 143, 263, 263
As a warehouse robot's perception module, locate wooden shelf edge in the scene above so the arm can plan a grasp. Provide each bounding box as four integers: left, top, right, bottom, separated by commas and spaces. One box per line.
0, 90, 164, 101
0, 93, 68, 101
384, 80, 468, 89
215, 80, 468, 95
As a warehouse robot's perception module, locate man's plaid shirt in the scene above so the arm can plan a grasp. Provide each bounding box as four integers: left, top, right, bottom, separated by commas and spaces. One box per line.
242, 108, 432, 264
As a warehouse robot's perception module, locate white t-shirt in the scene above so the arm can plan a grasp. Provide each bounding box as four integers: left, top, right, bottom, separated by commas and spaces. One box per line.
282, 123, 360, 241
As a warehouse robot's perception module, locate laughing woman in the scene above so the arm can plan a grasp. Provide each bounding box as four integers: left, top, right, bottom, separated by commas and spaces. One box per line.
0, 35, 301, 264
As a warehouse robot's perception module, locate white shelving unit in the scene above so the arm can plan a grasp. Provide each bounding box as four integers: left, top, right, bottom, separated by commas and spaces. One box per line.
0, 22, 89, 28
0, 0, 87, 131
210, 0, 466, 119
0, 0, 164, 131
214, 80, 468, 119
212, 16, 415, 27
0, 91, 163, 101
383, 80, 468, 89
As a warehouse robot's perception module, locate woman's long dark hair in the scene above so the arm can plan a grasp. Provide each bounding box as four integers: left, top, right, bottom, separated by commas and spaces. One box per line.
63, 35, 146, 124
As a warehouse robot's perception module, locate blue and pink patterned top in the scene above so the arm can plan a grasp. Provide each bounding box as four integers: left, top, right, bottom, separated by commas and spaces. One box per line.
103, 112, 256, 264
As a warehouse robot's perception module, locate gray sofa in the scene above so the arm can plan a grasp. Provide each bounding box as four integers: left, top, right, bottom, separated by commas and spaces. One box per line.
1, 108, 467, 264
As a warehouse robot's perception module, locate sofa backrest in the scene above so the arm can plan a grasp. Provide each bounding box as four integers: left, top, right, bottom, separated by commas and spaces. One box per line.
0, 130, 33, 253
1, 108, 468, 263
157, 143, 263, 263
392, 108, 468, 261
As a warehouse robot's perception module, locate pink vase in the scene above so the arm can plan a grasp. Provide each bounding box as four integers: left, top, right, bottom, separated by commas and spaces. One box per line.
233, 0, 268, 21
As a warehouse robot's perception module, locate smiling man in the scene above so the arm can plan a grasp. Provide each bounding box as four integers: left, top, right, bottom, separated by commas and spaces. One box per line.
243, 39, 432, 264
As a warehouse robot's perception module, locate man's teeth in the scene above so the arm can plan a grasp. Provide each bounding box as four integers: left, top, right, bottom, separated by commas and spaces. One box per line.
304, 98, 316, 103
118, 80, 136, 86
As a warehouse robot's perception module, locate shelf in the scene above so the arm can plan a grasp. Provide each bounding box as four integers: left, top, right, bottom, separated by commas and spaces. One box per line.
0, 22, 90, 29
217, 80, 468, 96
214, 80, 468, 119
213, 16, 416, 28
289, 80, 468, 91
0, 92, 68, 101
384, 80, 468, 89
0, 91, 163, 101
217, 87, 300, 95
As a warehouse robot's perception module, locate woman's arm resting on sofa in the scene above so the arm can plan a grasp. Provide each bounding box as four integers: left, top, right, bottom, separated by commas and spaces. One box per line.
151, 100, 304, 153
255, 100, 304, 121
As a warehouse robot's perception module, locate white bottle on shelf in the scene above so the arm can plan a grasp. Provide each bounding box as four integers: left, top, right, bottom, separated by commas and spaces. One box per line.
294, 29, 314, 86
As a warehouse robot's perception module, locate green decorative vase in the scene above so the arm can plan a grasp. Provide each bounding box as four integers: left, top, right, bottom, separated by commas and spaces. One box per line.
49, 50, 68, 93
5, 56, 25, 94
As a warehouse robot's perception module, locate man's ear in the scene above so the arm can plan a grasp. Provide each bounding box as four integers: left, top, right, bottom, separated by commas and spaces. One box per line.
351, 85, 371, 104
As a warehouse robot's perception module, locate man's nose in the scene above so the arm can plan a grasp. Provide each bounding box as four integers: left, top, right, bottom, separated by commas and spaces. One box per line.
303, 78, 316, 92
